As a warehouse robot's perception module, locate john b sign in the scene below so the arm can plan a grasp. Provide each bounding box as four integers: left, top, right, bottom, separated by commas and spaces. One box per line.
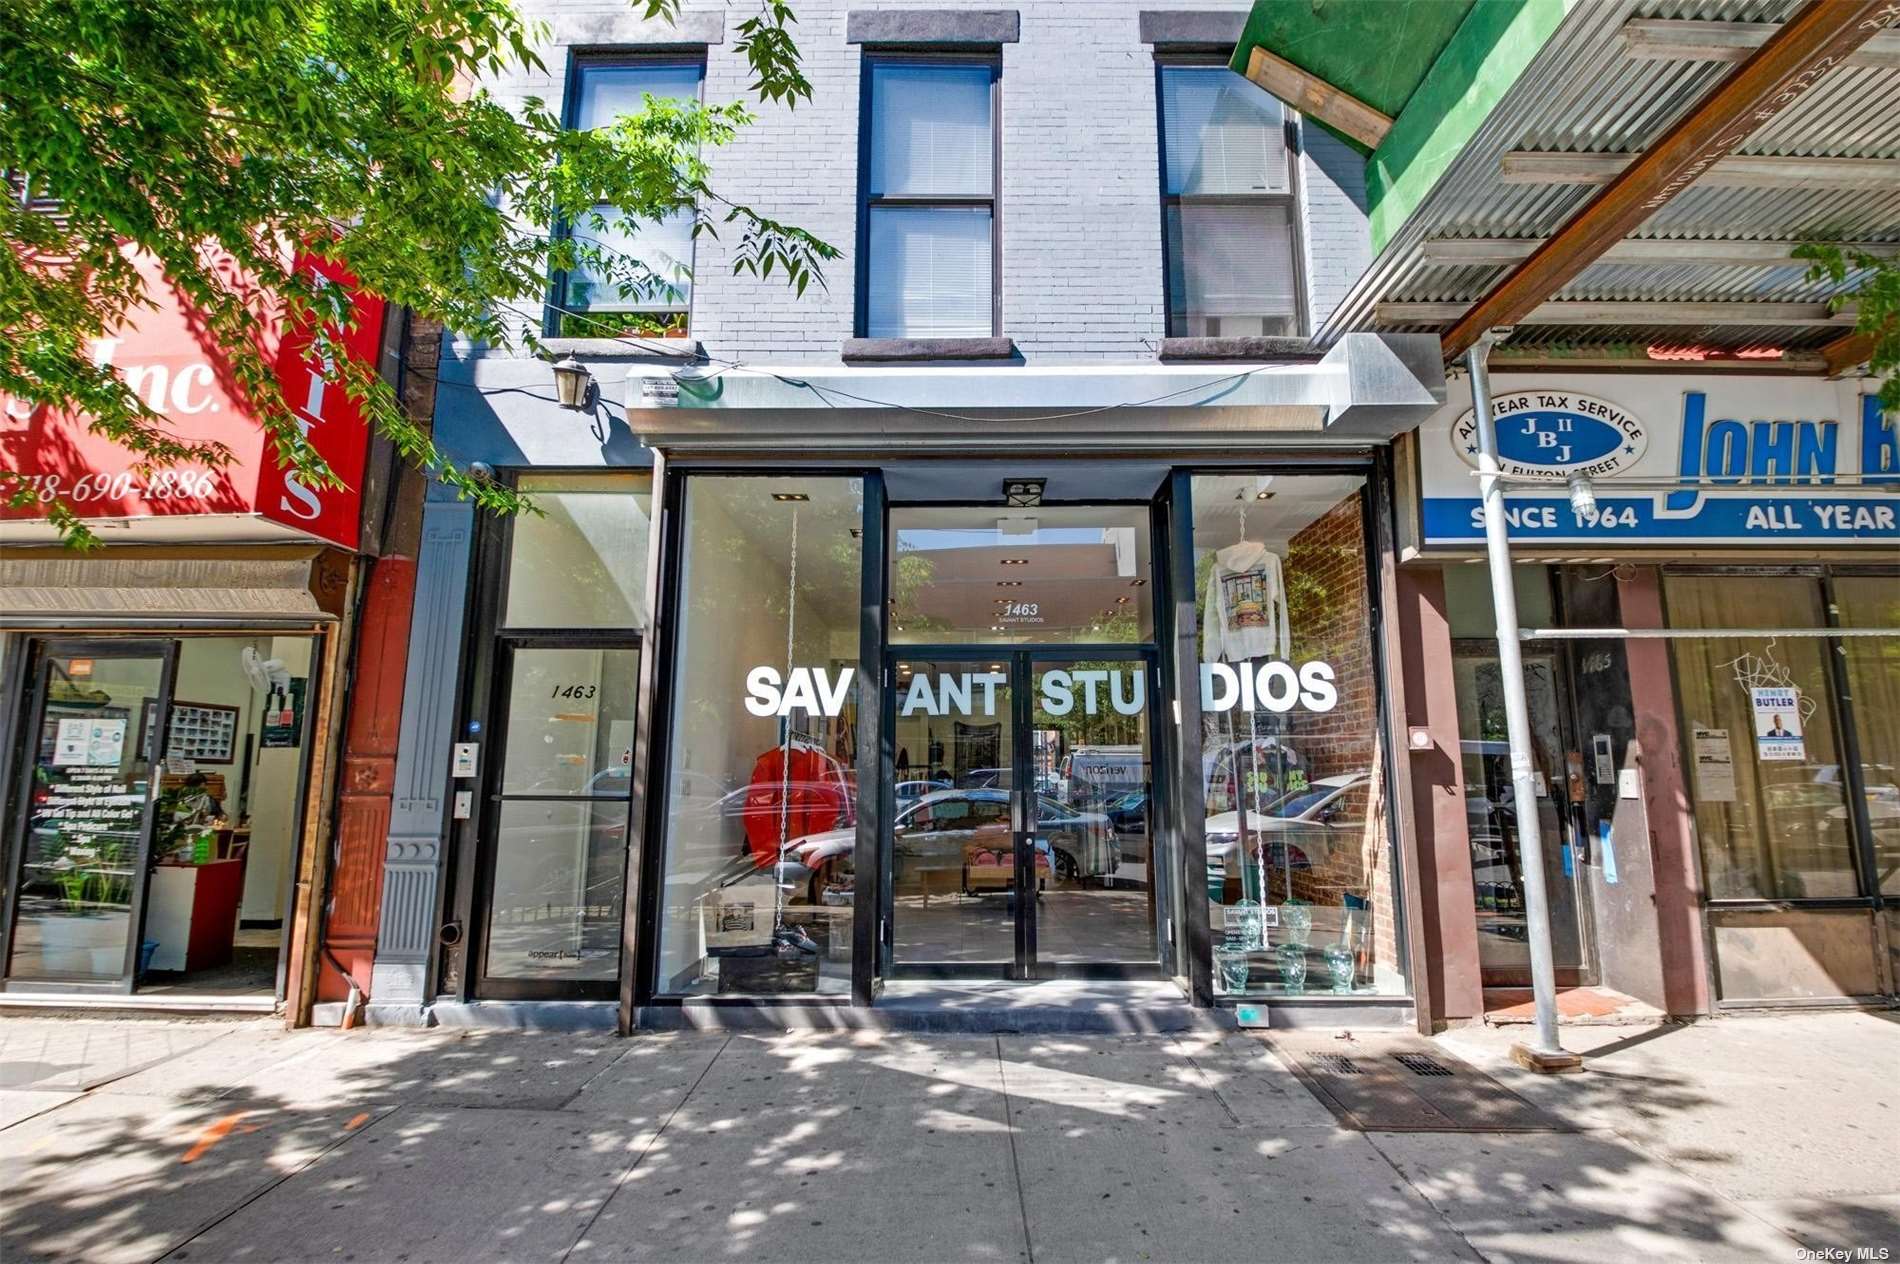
1418, 374, 1899, 546
1450, 390, 1649, 481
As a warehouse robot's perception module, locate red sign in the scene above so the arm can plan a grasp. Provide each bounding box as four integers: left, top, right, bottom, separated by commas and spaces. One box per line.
0, 250, 386, 549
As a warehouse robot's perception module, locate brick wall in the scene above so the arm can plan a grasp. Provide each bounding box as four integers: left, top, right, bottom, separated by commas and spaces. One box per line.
473, 0, 1372, 365
1300, 128, 1372, 332
1283, 491, 1399, 982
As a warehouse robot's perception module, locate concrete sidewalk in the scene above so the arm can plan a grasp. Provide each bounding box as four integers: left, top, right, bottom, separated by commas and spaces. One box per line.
1, 1010, 1894, 1263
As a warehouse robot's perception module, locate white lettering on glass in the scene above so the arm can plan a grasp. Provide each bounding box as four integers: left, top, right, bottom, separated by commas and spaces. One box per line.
1040, 670, 1075, 715
745, 666, 855, 717
1198, 662, 1338, 714
1072, 670, 1107, 714
744, 664, 1333, 719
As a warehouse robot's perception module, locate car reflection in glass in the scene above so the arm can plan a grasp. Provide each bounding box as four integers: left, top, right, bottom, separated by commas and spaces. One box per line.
774, 787, 1115, 902
1203, 771, 1368, 885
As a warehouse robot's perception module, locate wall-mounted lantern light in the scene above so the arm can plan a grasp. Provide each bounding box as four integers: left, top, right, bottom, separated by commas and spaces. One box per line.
551, 355, 594, 411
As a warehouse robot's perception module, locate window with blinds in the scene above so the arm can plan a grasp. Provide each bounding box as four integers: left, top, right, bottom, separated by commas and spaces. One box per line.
1158, 66, 1302, 338
860, 59, 998, 339
551, 59, 704, 338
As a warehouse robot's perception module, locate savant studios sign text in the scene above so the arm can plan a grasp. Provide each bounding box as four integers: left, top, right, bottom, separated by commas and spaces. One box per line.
743, 663, 1339, 718
1414, 374, 1898, 546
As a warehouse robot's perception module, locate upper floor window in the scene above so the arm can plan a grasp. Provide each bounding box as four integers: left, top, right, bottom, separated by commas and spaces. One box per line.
859, 58, 998, 338
552, 58, 704, 338
1157, 66, 1302, 338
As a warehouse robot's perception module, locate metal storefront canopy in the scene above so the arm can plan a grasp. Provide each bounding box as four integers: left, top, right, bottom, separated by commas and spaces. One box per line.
1232, 0, 1900, 372
0, 546, 341, 626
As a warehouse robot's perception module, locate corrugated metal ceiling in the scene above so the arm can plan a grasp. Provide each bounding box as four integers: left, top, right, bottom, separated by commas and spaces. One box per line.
1323, 0, 1899, 357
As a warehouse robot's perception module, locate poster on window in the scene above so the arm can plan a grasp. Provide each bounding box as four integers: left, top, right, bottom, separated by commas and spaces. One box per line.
54, 717, 125, 767
1750, 688, 1806, 761
1692, 726, 1737, 801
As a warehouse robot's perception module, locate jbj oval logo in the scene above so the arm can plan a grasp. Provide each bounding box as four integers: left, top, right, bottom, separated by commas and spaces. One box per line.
1451, 391, 1648, 481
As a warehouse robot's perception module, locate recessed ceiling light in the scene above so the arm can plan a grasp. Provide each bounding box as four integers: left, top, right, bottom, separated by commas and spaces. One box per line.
1128, 579, 1147, 587
989, 664, 1002, 670
1116, 596, 1130, 604
1255, 490, 1274, 500
772, 492, 809, 502
999, 557, 1030, 566
848, 527, 862, 538
997, 580, 1023, 587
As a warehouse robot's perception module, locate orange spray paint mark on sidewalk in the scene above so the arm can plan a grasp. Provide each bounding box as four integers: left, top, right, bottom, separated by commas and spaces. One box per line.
343, 1112, 371, 1132
180, 1112, 250, 1164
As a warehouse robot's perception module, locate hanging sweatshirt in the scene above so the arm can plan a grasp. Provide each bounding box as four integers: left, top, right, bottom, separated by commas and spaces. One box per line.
1201, 540, 1290, 664
742, 743, 848, 867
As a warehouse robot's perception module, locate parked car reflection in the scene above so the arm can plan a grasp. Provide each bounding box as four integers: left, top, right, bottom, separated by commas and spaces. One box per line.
775, 788, 1114, 900
1203, 772, 1369, 882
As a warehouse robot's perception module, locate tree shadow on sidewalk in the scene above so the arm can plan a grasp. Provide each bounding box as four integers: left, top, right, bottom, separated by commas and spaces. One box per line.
0, 1018, 1891, 1264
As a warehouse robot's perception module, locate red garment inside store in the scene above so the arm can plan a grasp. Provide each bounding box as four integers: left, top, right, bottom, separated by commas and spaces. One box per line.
741, 744, 849, 867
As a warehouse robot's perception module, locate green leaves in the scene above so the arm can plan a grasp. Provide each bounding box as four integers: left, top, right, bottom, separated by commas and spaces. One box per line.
735, 0, 812, 105
0, 0, 829, 546
1796, 242, 1899, 411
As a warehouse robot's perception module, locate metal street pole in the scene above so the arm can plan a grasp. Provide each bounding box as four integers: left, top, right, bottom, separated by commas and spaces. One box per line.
1465, 335, 1577, 1071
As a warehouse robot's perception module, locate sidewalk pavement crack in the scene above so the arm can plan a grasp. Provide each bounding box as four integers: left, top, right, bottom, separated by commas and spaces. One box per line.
1360, 1130, 1489, 1263
157, 1102, 406, 1263
557, 1034, 732, 1264
1168, 1035, 1242, 1127
568, 1040, 642, 1099
996, 1035, 1036, 1264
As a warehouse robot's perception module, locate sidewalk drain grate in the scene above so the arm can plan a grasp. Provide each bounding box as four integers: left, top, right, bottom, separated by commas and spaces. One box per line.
1263, 1035, 1576, 1133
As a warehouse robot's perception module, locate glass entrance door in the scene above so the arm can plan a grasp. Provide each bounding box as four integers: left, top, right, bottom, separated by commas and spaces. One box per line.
1453, 644, 1594, 987
4, 642, 175, 991
1029, 655, 1157, 968
887, 652, 1158, 978
474, 639, 640, 998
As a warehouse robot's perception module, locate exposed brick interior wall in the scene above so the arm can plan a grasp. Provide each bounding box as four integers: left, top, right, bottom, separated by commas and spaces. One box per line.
1283, 493, 1398, 982
1286, 495, 1373, 780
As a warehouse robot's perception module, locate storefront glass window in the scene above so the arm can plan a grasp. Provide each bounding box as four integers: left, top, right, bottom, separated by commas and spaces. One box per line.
1666, 575, 1857, 900
1191, 473, 1402, 997
1834, 576, 1900, 896
890, 505, 1153, 645
503, 473, 652, 630
655, 476, 863, 996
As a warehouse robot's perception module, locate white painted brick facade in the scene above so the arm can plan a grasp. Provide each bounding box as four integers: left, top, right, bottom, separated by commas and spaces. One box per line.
487, 0, 1372, 366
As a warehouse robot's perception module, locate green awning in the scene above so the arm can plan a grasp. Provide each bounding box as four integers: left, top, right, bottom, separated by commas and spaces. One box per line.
1231, 0, 1567, 252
